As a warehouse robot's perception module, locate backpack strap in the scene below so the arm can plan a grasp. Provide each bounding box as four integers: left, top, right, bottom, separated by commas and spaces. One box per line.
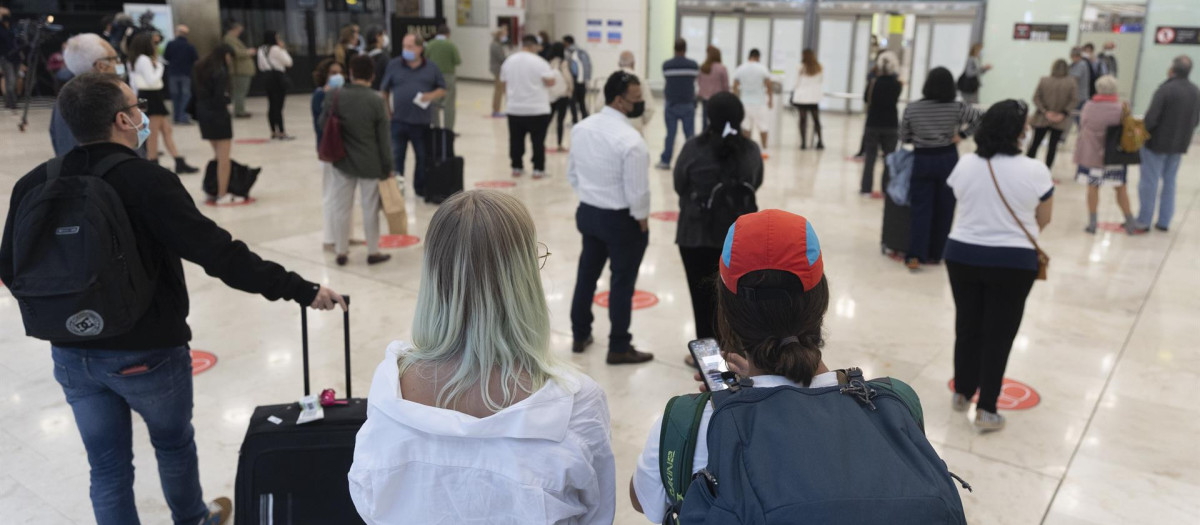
835, 368, 925, 432
46, 157, 64, 181
659, 392, 710, 522
89, 152, 140, 179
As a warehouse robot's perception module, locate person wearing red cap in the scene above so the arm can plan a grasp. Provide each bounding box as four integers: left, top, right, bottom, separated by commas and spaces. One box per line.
631, 209, 835, 519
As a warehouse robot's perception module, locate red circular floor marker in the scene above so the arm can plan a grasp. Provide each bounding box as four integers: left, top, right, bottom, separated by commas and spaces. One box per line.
947, 378, 1040, 410
379, 234, 420, 248
234, 138, 271, 145
475, 180, 517, 189
191, 350, 217, 376
650, 211, 679, 222
594, 290, 659, 309
1097, 222, 1127, 233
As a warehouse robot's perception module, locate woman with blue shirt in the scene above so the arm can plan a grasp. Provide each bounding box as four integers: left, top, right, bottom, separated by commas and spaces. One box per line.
945, 100, 1054, 432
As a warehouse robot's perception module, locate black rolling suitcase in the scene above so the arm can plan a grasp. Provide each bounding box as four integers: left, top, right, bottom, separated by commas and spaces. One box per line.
881, 195, 911, 258
424, 127, 463, 204
234, 298, 367, 525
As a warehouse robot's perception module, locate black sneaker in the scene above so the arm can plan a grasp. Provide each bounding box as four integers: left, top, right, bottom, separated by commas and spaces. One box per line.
572, 336, 594, 353
1155, 224, 1169, 232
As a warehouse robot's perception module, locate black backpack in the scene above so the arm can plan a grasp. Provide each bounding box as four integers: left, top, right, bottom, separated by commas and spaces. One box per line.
694, 164, 757, 240
9, 152, 154, 342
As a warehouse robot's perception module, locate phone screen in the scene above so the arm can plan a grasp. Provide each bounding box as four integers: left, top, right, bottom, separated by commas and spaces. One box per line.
688, 338, 729, 392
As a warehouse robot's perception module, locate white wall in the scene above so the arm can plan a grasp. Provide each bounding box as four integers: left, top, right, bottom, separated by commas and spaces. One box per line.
442, 0, 527, 81
647, 0, 676, 86
552, 0, 649, 84
979, 0, 1085, 107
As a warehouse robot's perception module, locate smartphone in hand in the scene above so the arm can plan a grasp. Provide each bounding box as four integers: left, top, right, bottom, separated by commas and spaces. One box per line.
688, 338, 731, 392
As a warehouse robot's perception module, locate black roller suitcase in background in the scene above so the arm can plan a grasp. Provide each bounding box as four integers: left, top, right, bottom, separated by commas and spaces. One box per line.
202, 159, 259, 198
881, 195, 911, 258
424, 127, 464, 204
234, 298, 366, 524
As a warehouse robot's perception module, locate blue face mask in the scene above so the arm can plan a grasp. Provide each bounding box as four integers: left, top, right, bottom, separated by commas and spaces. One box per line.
129, 111, 150, 149
327, 73, 345, 89
401, 49, 417, 61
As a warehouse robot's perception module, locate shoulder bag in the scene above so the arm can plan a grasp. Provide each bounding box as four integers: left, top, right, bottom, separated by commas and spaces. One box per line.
986, 160, 1049, 280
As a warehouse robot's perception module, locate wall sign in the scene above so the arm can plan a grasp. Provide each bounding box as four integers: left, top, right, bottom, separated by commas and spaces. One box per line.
1155, 26, 1200, 45
588, 19, 602, 43
1013, 23, 1069, 42
607, 19, 622, 44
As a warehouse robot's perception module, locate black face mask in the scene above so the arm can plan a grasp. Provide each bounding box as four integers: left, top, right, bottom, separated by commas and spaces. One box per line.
625, 101, 645, 119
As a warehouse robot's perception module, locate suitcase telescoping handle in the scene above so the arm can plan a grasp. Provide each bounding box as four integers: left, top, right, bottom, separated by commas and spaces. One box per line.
300, 295, 351, 398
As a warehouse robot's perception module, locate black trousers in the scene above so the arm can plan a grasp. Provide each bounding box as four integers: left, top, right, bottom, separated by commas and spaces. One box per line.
507, 114, 551, 171
795, 104, 822, 146
679, 246, 721, 339
569, 82, 589, 123
570, 204, 649, 353
1026, 126, 1064, 170
862, 127, 899, 194
948, 261, 1037, 413
264, 71, 287, 134
551, 98, 570, 147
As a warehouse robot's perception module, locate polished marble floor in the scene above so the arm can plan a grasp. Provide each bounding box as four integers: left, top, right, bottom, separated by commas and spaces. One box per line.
1, 82, 1198, 524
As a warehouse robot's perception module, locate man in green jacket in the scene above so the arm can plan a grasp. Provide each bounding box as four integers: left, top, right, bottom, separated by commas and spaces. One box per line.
425, 25, 461, 130
223, 20, 257, 118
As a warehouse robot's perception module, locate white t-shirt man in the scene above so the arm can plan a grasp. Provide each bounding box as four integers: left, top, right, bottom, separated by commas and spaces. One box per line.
947, 153, 1054, 250
632, 372, 839, 523
734, 61, 773, 133
500, 50, 557, 116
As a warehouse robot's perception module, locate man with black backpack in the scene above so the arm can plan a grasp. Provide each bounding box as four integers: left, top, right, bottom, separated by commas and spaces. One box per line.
0, 71, 346, 525
630, 210, 968, 524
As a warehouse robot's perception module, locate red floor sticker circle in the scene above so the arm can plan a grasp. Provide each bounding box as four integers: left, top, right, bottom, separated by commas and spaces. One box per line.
191, 350, 217, 376
594, 290, 659, 309
947, 378, 1040, 410
650, 211, 679, 222
379, 234, 421, 248
475, 180, 517, 189
234, 138, 271, 144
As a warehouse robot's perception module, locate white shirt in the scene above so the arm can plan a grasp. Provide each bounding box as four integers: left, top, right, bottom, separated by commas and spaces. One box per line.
734, 61, 772, 107
947, 153, 1054, 250
500, 51, 557, 116
567, 106, 651, 220
129, 55, 164, 92
790, 67, 823, 105
349, 341, 616, 525
632, 372, 839, 523
256, 45, 293, 72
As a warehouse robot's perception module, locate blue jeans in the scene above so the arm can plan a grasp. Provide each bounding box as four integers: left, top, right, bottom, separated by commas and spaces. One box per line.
660, 102, 696, 165
391, 121, 429, 194
908, 146, 959, 263
168, 75, 191, 124
1137, 147, 1182, 229
51, 346, 206, 525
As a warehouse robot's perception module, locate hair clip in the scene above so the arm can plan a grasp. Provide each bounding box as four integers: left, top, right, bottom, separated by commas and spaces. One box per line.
779, 336, 799, 346
722, 122, 738, 137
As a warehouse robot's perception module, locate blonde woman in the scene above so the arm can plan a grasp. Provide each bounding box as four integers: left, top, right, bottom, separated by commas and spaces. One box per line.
1075, 75, 1136, 234
349, 190, 616, 524
790, 49, 824, 149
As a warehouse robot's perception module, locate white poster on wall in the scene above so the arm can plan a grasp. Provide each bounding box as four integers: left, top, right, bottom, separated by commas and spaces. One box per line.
122, 3, 175, 46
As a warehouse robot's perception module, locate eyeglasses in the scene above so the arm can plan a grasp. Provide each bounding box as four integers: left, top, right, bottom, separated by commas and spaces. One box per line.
113, 98, 147, 120
537, 242, 552, 270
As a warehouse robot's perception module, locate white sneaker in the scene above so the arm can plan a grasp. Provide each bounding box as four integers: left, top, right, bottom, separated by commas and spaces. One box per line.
974, 410, 1005, 432
532, 170, 547, 179
951, 393, 970, 412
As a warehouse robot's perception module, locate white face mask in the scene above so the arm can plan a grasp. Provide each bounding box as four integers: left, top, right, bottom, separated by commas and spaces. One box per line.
115, 63, 126, 77
381, 35, 390, 50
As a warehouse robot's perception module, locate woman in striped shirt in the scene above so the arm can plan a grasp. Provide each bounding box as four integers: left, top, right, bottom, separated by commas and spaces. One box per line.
899, 67, 984, 269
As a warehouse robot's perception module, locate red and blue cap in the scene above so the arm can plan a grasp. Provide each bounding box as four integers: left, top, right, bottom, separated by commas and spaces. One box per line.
719, 210, 824, 294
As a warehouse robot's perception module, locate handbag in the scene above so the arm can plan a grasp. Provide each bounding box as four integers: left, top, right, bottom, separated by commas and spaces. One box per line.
986, 160, 1049, 280
378, 177, 408, 235
1118, 102, 1149, 153
318, 90, 347, 163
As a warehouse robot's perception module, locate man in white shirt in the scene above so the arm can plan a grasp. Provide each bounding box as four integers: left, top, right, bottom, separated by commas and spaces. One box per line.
567, 71, 655, 365
733, 49, 774, 153
500, 35, 557, 178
